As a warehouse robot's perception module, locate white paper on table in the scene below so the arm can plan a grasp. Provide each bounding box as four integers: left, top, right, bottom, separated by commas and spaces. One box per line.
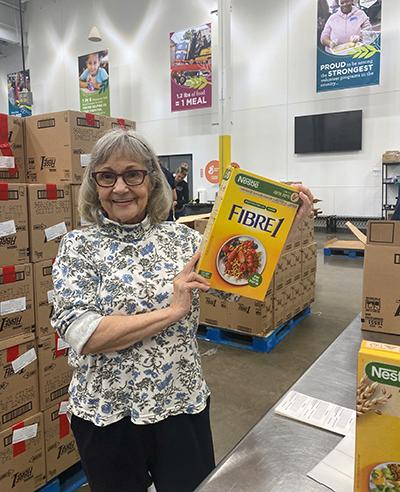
307, 429, 355, 492
274, 390, 356, 436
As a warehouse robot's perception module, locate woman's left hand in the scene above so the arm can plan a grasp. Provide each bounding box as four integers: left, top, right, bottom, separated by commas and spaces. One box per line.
291, 184, 314, 231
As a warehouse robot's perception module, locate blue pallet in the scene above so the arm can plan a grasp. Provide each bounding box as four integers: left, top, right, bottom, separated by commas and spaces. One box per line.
38, 463, 87, 492
324, 247, 364, 258
197, 306, 311, 353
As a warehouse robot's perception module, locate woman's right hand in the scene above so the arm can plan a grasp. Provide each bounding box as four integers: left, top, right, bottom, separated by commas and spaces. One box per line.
169, 251, 210, 321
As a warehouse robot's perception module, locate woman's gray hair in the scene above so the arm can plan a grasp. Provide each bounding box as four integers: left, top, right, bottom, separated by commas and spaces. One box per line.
79, 129, 172, 225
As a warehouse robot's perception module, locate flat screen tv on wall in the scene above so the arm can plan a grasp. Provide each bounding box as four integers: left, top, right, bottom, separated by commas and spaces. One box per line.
294, 110, 362, 154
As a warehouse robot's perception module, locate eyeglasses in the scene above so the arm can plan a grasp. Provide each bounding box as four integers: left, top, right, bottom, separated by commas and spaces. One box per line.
92, 170, 151, 187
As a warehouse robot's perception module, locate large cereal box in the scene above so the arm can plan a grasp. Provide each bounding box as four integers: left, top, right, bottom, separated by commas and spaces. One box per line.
355, 340, 400, 491
197, 167, 299, 300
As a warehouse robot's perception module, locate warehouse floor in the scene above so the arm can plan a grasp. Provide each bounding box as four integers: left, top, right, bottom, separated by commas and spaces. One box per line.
79, 230, 363, 489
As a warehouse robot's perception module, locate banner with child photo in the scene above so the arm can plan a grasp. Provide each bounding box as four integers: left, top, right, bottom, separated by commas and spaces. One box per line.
317, 0, 381, 92
78, 49, 110, 115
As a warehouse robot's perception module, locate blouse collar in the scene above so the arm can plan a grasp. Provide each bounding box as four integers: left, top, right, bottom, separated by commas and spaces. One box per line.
98, 211, 153, 241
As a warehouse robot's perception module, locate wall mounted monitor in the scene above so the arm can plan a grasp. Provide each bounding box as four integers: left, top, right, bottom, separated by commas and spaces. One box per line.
295, 110, 362, 154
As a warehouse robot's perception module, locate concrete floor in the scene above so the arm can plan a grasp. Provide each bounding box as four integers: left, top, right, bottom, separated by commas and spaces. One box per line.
79, 230, 363, 488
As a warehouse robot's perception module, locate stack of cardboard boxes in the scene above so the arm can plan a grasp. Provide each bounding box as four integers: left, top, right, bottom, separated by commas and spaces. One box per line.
198, 214, 317, 336
0, 111, 136, 491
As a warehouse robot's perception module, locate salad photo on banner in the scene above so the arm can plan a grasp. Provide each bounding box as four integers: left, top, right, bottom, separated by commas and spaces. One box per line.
78, 49, 110, 115
317, 0, 381, 92
170, 23, 212, 112
7, 70, 32, 117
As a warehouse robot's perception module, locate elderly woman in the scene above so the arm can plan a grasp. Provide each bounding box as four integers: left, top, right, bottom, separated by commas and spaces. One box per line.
52, 129, 313, 492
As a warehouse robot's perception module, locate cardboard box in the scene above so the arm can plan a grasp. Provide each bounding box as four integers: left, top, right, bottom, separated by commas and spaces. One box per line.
274, 285, 292, 328
33, 260, 54, 340
355, 341, 400, 492
197, 167, 299, 301
348, 221, 400, 335
283, 224, 302, 252
28, 184, 72, 263
0, 412, 46, 492
38, 334, 72, 411
289, 281, 304, 319
0, 263, 35, 341
104, 116, 136, 132
302, 214, 315, 246
274, 248, 302, 291
193, 219, 208, 235
302, 273, 316, 309
0, 333, 39, 431
26, 110, 109, 184
199, 293, 230, 328
0, 184, 29, 267
301, 242, 317, 279
176, 213, 211, 229
44, 402, 80, 481
0, 114, 25, 183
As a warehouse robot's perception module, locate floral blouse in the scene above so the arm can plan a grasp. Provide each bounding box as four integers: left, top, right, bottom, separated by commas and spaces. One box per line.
51, 214, 210, 426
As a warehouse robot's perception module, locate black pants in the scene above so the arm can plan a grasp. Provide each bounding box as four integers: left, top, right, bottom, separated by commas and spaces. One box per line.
71, 400, 215, 492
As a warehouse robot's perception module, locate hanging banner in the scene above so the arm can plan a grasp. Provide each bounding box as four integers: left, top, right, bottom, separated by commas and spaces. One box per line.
170, 23, 212, 112
7, 70, 32, 117
78, 49, 110, 115
317, 0, 381, 92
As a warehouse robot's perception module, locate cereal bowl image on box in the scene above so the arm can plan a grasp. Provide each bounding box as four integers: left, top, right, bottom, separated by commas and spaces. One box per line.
369, 462, 400, 491
216, 236, 266, 286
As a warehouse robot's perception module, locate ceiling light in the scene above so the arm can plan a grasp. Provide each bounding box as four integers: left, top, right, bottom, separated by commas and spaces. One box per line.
88, 26, 102, 42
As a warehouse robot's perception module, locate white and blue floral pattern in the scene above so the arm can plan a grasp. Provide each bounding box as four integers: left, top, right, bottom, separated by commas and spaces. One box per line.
51, 215, 210, 426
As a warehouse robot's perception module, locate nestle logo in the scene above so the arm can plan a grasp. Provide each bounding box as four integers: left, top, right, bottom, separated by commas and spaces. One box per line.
40, 156, 56, 170
0, 236, 16, 247
0, 316, 22, 332
12, 466, 33, 488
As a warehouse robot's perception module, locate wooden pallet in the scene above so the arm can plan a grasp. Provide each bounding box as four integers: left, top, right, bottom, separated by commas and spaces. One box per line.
197, 307, 311, 353
323, 239, 365, 258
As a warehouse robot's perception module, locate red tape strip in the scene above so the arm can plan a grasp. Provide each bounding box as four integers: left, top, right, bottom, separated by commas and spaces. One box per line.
46, 184, 57, 200
54, 333, 67, 358
117, 118, 126, 128
85, 113, 95, 127
59, 413, 70, 439
12, 422, 26, 457
0, 183, 9, 201
0, 114, 9, 146
3, 265, 16, 283
7, 344, 19, 363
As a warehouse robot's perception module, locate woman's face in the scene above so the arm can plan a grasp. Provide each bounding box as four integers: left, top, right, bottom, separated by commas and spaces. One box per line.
95, 156, 151, 224
339, 0, 353, 14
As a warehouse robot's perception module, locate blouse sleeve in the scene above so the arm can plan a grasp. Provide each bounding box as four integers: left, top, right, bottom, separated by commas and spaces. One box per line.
51, 231, 104, 355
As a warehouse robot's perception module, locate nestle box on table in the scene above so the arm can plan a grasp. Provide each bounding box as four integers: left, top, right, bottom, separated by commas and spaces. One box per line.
0, 333, 39, 431
0, 412, 45, 492
0, 183, 29, 267
38, 334, 72, 411
27, 184, 72, 263
44, 402, 80, 481
0, 114, 25, 183
0, 263, 34, 341
33, 260, 54, 340
199, 292, 230, 328
355, 341, 400, 492
302, 273, 316, 310
25, 110, 109, 184
104, 116, 136, 131
301, 242, 317, 279
197, 167, 300, 301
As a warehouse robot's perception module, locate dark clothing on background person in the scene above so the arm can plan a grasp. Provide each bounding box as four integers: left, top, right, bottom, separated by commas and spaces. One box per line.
71, 399, 215, 492
176, 179, 189, 211
161, 165, 176, 221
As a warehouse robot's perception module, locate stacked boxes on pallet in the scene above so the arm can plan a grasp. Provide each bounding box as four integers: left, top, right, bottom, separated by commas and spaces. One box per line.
199, 214, 317, 339
0, 111, 136, 491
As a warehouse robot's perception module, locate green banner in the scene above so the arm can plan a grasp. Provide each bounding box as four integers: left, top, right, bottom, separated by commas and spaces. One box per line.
78, 49, 110, 116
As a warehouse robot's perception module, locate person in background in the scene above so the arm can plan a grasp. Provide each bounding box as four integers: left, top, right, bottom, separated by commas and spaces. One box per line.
160, 164, 177, 221
174, 164, 190, 219
79, 52, 108, 92
320, 0, 371, 50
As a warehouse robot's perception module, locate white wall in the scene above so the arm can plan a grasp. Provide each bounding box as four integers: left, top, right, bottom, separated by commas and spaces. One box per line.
1, 0, 400, 216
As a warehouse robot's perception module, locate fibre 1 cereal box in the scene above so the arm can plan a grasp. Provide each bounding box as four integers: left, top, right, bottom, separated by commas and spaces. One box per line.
355, 340, 400, 492
197, 167, 300, 301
